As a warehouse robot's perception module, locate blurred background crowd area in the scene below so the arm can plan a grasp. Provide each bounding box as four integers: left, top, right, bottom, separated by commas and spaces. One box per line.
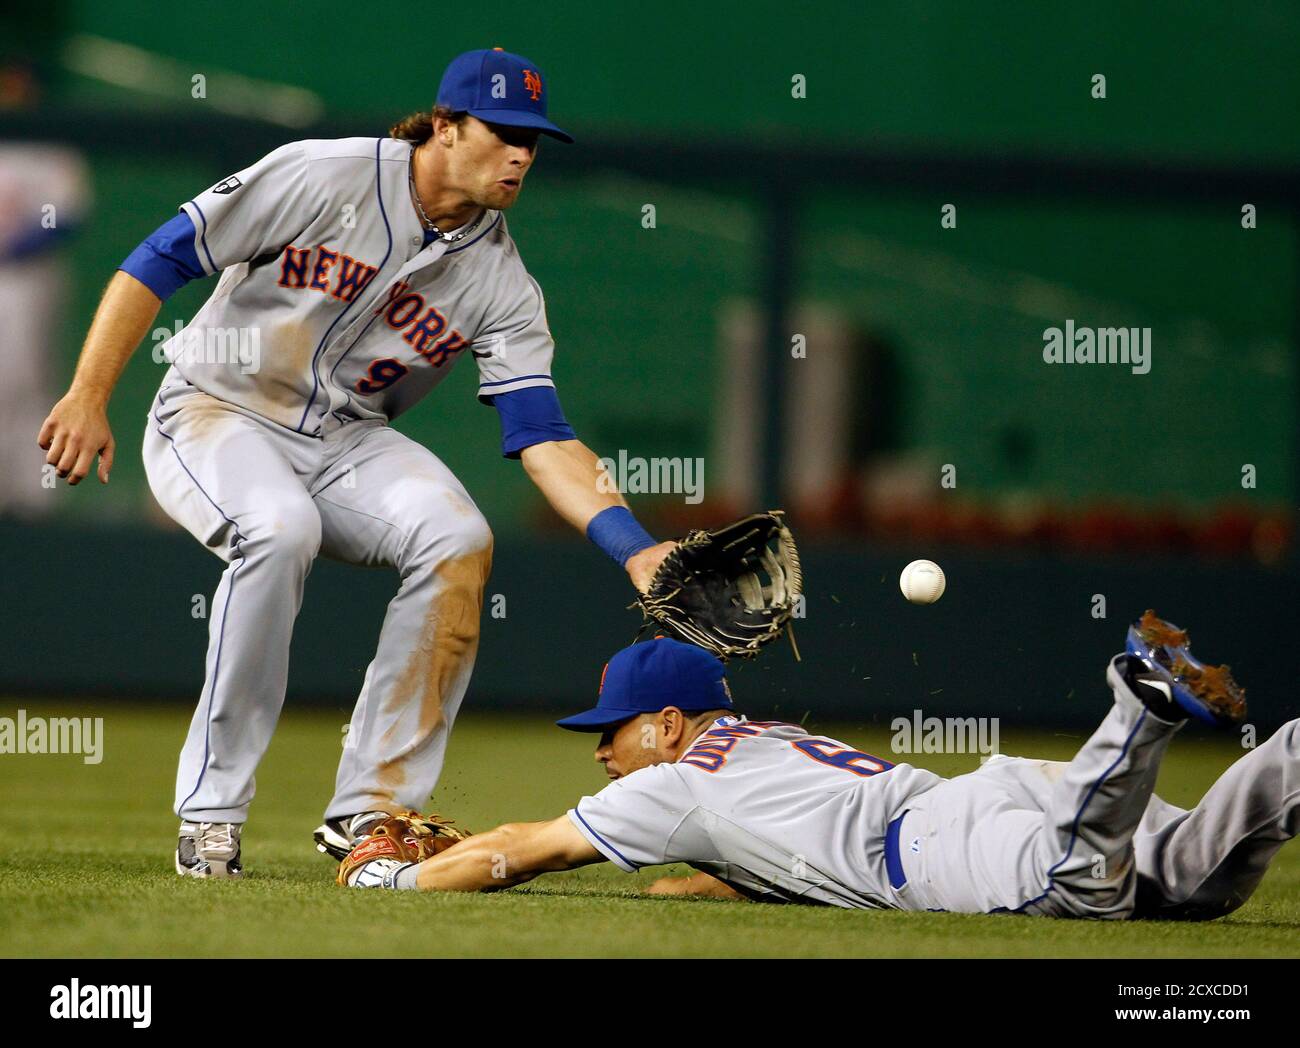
2, 3, 1297, 720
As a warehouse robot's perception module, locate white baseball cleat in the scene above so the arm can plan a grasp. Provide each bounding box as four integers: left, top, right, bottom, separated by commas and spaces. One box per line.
313, 810, 390, 860
176, 821, 243, 879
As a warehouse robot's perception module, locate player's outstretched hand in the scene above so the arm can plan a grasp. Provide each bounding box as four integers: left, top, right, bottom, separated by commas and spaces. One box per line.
645, 872, 745, 901
626, 540, 677, 593
38, 393, 115, 486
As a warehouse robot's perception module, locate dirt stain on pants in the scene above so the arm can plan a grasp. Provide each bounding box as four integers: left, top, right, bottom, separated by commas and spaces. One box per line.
375, 541, 493, 797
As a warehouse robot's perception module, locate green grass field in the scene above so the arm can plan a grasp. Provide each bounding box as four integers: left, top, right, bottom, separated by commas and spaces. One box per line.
1, 700, 1296, 958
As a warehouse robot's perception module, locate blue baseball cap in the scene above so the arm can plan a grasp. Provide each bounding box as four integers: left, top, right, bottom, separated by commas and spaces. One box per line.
556, 638, 733, 733
437, 48, 574, 144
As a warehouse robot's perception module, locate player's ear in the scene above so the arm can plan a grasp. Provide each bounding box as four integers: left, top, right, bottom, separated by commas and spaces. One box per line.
660, 707, 686, 746
432, 113, 456, 147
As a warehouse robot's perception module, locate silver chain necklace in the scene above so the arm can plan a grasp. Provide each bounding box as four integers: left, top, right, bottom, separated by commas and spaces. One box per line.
409, 144, 484, 244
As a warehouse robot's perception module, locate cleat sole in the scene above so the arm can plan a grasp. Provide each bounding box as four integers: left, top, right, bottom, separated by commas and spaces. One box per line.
1135, 609, 1189, 659
1169, 656, 1247, 724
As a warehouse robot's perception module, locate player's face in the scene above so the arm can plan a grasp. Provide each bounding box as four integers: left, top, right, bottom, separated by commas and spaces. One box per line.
447, 116, 539, 211
594, 715, 663, 780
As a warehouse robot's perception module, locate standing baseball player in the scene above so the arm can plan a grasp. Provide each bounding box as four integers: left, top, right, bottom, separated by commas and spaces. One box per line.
37, 48, 673, 878
339, 617, 1298, 921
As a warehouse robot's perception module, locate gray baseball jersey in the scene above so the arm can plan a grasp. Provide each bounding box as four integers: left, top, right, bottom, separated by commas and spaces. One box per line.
567, 717, 943, 907
568, 667, 1299, 918
165, 136, 555, 434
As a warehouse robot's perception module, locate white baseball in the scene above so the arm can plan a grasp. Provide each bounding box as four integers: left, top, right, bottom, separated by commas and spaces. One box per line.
900, 559, 946, 604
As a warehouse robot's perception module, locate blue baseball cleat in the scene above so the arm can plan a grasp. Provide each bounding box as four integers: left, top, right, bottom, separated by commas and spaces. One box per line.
1125, 610, 1246, 727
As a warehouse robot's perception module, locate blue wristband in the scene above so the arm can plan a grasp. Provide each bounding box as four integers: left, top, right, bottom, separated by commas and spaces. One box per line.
586, 506, 656, 567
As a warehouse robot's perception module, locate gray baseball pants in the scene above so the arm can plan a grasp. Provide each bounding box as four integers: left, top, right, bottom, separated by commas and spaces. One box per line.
891, 656, 1297, 919
143, 373, 492, 824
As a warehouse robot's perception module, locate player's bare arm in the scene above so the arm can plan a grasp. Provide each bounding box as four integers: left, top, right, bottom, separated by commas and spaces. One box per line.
520, 438, 675, 590
645, 871, 745, 900
336, 810, 602, 891
344, 811, 744, 898
408, 819, 740, 897
38, 270, 162, 485
414, 816, 601, 892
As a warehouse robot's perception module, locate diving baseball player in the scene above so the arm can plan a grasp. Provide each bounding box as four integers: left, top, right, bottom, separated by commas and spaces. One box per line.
37, 48, 673, 878
340, 617, 1298, 921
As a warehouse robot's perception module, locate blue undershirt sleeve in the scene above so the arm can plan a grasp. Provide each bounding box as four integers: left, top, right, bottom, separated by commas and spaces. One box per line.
489, 385, 578, 459
118, 212, 206, 301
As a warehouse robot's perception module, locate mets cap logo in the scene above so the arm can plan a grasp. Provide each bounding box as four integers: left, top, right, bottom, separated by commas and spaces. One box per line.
522, 68, 543, 101
598, 662, 609, 693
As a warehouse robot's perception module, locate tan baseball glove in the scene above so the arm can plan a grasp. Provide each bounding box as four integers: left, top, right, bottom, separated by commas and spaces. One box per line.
336, 811, 471, 887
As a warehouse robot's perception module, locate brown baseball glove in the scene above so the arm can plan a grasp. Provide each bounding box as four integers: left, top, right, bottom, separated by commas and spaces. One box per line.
336, 810, 471, 888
